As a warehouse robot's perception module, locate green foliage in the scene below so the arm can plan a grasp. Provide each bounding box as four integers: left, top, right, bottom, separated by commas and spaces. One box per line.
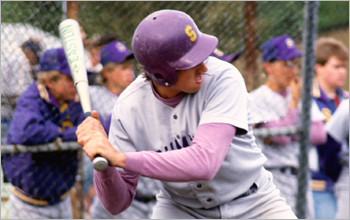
1, 1, 348, 53
1, 1, 62, 36
318, 1, 349, 31
256, 1, 304, 45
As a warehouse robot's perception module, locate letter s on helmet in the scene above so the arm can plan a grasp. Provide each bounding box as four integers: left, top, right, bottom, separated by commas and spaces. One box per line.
132, 10, 218, 87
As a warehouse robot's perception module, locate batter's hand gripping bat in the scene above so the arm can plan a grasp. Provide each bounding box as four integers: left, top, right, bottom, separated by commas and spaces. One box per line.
59, 19, 108, 171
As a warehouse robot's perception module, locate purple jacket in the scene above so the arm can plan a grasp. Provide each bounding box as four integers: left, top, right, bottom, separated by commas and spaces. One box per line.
2, 82, 84, 204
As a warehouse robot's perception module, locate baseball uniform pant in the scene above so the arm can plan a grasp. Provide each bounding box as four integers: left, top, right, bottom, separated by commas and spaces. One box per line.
151, 168, 297, 219
268, 167, 314, 219
90, 195, 156, 219
8, 192, 72, 219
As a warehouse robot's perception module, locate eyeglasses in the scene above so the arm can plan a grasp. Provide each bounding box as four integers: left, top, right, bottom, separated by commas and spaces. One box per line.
269, 59, 300, 68
285, 60, 300, 68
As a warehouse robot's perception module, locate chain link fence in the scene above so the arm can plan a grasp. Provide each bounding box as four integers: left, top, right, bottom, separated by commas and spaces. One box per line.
1, 1, 345, 219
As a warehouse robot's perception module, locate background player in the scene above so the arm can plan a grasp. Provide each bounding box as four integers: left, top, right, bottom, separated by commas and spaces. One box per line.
311, 37, 349, 219
2, 48, 84, 219
77, 9, 297, 219
249, 35, 327, 218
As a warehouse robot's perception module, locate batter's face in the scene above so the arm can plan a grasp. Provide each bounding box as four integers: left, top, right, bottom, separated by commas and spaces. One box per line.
154, 62, 208, 99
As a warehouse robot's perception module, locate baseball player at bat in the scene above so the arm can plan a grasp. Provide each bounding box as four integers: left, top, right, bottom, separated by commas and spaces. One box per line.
2, 48, 85, 219
76, 9, 297, 218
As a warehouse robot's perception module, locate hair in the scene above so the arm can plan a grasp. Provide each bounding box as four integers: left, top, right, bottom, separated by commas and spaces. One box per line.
137, 64, 151, 82
315, 37, 349, 65
37, 70, 62, 84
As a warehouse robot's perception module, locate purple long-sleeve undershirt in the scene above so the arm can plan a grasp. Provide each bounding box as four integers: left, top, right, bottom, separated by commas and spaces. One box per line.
94, 123, 236, 215
259, 107, 326, 146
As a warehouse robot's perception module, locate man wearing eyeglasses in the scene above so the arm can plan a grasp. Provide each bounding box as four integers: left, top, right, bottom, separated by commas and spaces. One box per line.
249, 35, 327, 219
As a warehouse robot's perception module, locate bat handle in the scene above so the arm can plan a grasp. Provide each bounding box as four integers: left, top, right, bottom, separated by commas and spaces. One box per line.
84, 111, 92, 118
93, 155, 109, 171
84, 111, 109, 171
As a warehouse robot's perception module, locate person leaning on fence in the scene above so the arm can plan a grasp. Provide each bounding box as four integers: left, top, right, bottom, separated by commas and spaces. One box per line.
310, 37, 349, 219
323, 98, 349, 219
249, 35, 327, 219
1, 47, 85, 219
76, 9, 298, 219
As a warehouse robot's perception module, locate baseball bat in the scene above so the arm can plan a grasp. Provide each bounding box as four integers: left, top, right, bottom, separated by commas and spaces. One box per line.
59, 19, 108, 172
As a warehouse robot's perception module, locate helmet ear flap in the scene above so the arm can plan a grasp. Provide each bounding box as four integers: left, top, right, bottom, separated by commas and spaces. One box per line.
154, 73, 164, 80
147, 69, 178, 87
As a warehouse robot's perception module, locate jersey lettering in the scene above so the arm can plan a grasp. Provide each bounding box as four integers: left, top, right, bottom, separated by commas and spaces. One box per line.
156, 135, 194, 153
185, 25, 197, 42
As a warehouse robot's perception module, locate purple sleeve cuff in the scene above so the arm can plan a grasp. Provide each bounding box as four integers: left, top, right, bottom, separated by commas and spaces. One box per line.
93, 166, 139, 215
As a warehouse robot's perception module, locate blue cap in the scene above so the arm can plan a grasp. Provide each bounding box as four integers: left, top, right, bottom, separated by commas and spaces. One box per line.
262, 35, 302, 62
100, 41, 134, 66
39, 48, 71, 76
210, 48, 241, 62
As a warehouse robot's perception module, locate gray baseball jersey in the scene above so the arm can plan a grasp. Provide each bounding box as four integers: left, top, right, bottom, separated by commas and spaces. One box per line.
249, 85, 299, 168
89, 86, 119, 124
249, 85, 324, 218
249, 85, 325, 168
108, 56, 267, 209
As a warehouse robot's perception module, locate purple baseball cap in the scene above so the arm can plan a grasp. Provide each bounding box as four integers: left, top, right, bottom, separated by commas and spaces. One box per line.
39, 47, 71, 76
210, 48, 241, 62
100, 40, 134, 66
262, 35, 302, 62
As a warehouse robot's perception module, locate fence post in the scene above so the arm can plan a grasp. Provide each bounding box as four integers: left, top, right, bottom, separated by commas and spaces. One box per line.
243, 1, 259, 92
66, 1, 79, 20
296, 1, 318, 218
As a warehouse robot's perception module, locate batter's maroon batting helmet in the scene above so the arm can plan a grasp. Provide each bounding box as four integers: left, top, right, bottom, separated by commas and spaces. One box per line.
132, 9, 218, 87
